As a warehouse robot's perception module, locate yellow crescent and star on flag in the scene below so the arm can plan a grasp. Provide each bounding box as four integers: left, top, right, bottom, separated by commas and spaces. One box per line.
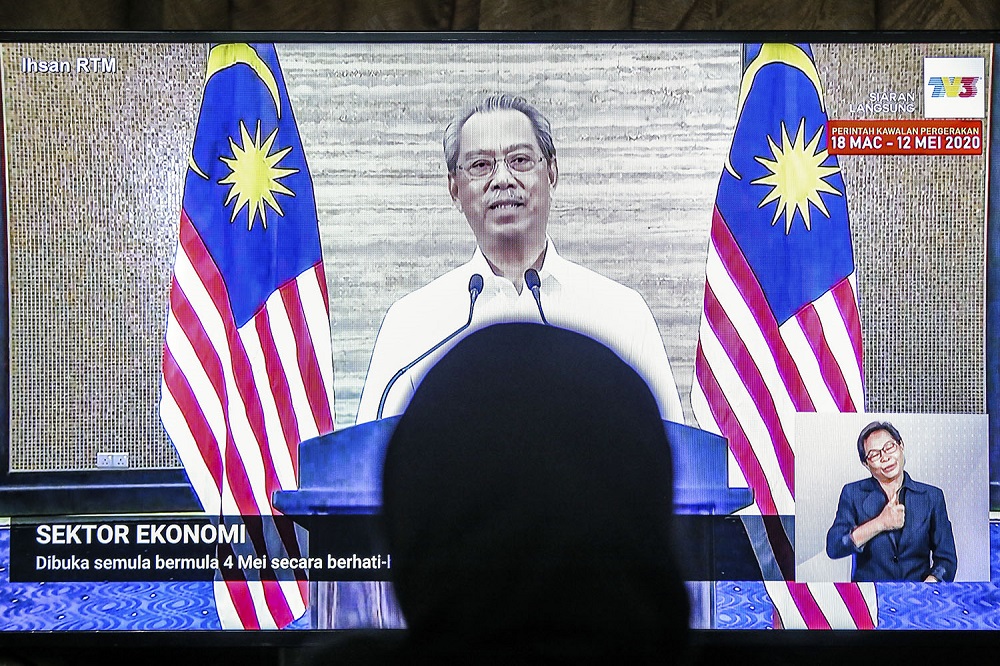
726, 43, 844, 236
188, 43, 299, 232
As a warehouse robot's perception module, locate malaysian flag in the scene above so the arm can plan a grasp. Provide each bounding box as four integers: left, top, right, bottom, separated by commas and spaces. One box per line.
692, 43, 877, 628
159, 43, 335, 629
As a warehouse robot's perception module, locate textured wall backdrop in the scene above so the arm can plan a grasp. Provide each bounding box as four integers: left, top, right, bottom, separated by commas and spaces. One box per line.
3, 42, 203, 471
816, 42, 991, 415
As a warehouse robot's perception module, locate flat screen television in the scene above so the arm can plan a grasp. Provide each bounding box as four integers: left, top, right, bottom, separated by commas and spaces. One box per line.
0, 30, 998, 661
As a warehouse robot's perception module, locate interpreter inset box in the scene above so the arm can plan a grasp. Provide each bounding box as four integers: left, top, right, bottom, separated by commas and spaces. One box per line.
794, 413, 988, 583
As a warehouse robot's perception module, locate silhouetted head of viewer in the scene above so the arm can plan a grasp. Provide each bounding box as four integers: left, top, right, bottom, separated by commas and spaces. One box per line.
382, 323, 690, 662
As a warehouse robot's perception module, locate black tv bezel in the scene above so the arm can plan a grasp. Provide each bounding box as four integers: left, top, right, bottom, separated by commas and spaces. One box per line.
0, 32, 997, 657
0, 627, 998, 664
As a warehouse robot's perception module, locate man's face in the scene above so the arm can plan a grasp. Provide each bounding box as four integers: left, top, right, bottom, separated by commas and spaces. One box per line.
448, 109, 558, 264
863, 429, 905, 485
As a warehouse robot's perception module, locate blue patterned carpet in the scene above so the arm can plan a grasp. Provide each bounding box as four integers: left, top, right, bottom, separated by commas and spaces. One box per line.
715, 521, 1000, 629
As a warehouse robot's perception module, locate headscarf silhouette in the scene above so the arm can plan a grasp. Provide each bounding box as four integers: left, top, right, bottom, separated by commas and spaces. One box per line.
382, 323, 689, 661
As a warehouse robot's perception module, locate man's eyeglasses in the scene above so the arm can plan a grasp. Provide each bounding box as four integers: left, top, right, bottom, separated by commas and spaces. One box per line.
456, 152, 542, 179
865, 440, 900, 463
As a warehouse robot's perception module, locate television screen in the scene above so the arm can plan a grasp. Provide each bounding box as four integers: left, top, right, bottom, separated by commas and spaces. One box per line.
0, 35, 996, 637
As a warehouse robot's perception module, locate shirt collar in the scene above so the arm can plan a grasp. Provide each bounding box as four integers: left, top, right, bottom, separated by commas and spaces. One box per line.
900, 472, 924, 494
469, 236, 568, 292
863, 471, 923, 495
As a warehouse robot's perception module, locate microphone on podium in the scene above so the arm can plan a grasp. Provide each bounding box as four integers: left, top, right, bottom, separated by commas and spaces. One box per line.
377, 274, 484, 420
524, 268, 549, 325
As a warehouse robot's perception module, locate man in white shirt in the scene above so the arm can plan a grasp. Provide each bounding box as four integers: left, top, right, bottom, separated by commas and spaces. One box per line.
356, 94, 683, 424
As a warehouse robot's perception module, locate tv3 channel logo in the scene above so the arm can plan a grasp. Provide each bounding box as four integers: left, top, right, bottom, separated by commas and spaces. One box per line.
928, 76, 979, 99
924, 57, 985, 119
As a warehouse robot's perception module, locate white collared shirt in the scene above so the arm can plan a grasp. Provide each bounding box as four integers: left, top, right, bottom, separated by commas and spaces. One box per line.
356, 240, 683, 423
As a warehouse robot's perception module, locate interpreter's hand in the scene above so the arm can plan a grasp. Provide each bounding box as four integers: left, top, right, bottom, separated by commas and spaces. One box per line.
879, 489, 905, 531
923, 575, 940, 583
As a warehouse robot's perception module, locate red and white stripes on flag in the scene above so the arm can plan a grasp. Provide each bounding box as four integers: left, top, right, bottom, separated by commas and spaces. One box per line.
160, 210, 335, 629
692, 208, 877, 629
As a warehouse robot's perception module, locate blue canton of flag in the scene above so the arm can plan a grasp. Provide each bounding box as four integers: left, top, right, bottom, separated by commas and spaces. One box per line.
160, 43, 335, 630
717, 43, 855, 325
184, 43, 323, 327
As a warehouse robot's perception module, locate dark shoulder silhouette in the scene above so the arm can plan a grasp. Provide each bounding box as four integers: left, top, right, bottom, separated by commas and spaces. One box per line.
382, 323, 689, 663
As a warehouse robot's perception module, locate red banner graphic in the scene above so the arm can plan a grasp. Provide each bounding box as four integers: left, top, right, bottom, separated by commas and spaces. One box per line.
826, 120, 982, 155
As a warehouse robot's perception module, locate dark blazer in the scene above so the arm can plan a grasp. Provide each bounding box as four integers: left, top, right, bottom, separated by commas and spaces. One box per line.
826, 472, 957, 582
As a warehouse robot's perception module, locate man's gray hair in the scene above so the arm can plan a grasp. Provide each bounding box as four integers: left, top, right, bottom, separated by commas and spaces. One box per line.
443, 94, 557, 173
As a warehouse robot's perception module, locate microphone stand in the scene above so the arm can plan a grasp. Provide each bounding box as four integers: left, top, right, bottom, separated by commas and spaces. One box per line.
376, 274, 484, 420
